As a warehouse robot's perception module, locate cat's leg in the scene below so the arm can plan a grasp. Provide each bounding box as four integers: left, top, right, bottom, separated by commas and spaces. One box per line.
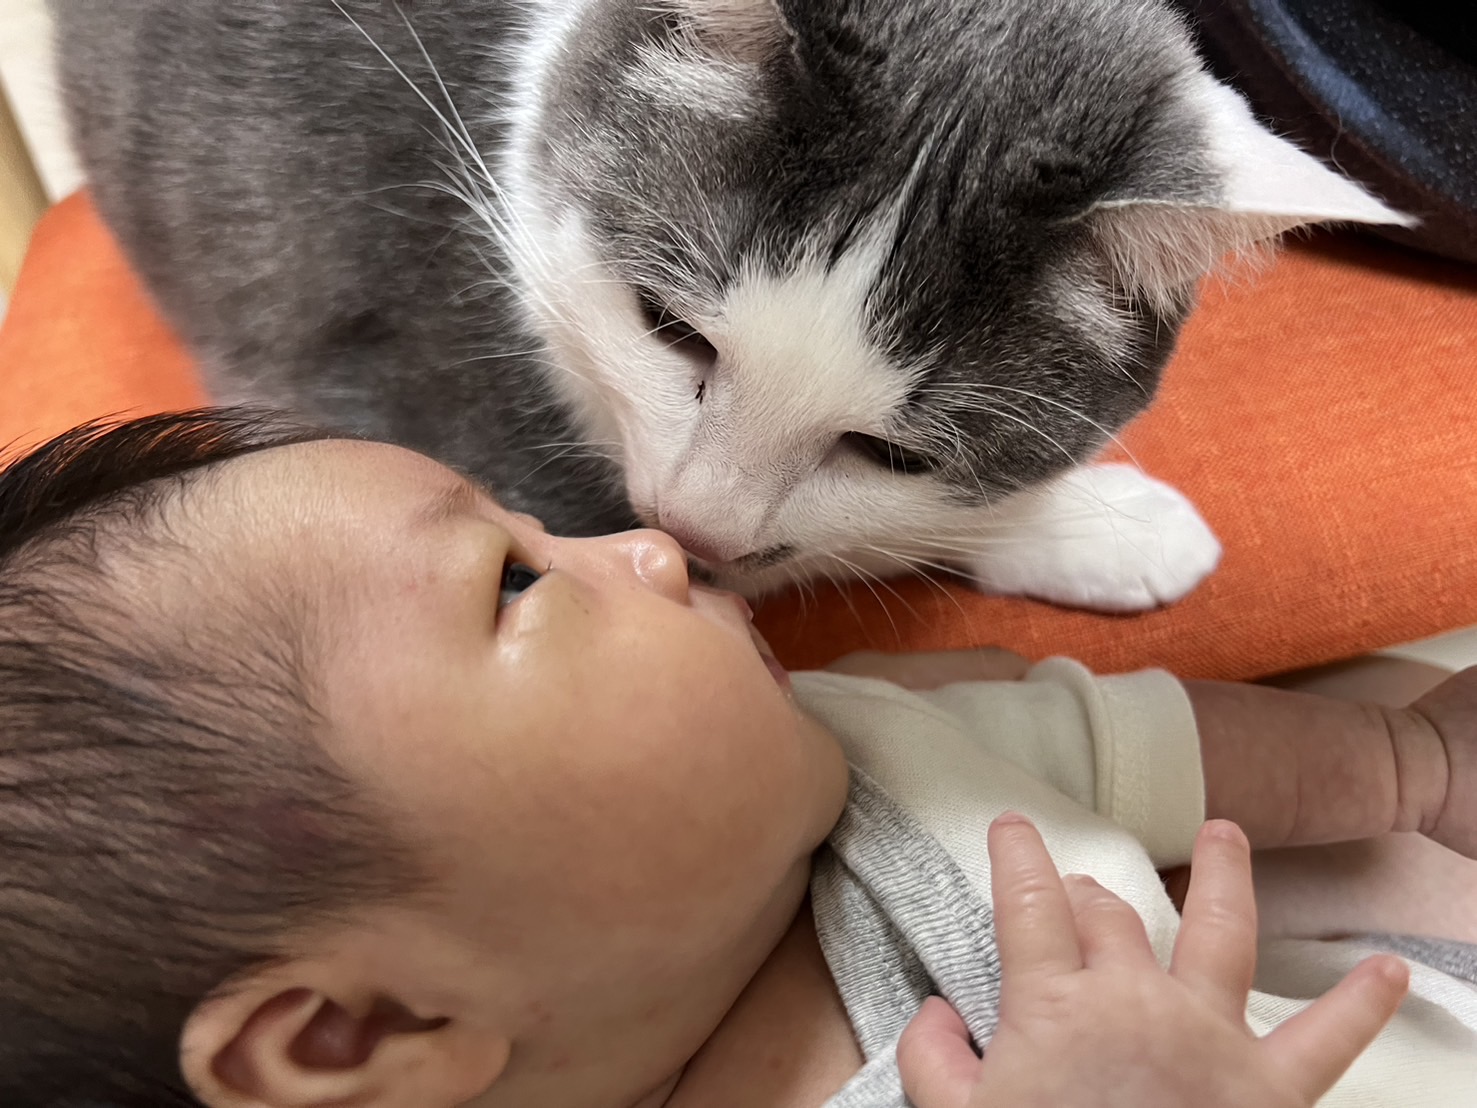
961, 464, 1221, 611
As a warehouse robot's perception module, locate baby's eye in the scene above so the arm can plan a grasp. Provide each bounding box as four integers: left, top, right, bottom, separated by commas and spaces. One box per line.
499, 561, 543, 608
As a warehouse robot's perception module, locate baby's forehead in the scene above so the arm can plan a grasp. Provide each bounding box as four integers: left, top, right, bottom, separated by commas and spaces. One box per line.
192, 437, 516, 616
198, 440, 483, 543
79, 441, 447, 631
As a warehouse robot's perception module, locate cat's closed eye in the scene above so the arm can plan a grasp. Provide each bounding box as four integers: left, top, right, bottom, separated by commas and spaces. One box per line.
843, 433, 937, 475
636, 289, 719, 375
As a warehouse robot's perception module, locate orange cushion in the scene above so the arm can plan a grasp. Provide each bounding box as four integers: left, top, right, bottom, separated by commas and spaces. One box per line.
0, 195, 207, 446
2, 193, 1475, 680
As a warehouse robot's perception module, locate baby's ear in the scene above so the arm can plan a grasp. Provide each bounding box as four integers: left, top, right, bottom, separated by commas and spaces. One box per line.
180, 957, 509, 1108
1088, 71, 1414, 310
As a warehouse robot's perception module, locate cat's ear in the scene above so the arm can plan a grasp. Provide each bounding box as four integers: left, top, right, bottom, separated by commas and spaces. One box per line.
678, 0, 791, 63
1089, 72, 1413, 307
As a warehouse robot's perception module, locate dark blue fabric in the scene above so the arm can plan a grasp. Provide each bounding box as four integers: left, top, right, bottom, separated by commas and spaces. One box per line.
1176, 0, 1477, 263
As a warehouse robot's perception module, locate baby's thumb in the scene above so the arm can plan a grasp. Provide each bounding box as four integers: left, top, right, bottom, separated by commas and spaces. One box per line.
897, 997, 980, 1108
1262, 954, 1408, 1102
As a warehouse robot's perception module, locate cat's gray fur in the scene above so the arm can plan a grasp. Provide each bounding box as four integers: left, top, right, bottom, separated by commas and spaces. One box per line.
51, 0, 1403, 604
55, 1, 629, 533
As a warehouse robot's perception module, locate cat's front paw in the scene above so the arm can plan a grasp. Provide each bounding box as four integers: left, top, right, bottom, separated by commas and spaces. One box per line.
965, 465, 1221, 612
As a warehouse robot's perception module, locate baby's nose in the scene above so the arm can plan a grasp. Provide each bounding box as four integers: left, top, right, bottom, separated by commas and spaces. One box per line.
614, 528, 691, 599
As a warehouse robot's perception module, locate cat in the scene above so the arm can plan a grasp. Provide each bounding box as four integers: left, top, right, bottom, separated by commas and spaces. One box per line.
51, 0, 1408, 609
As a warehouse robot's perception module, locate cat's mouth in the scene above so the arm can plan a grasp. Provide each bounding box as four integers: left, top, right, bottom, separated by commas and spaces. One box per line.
682, 546, 797, 590
733, 544, 796, 571
686, 544, 796, 581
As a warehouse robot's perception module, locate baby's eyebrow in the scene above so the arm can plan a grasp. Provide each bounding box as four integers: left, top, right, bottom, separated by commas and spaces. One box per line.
417, 475, 493, 530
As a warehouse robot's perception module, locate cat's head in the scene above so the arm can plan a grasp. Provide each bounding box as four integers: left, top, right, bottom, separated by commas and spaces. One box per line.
501, 0, 1408, 594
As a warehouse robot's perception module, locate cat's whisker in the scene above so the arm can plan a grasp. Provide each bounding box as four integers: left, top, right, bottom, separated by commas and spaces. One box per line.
660, 142, 728, 289
799, 573, 820, 612
525, 438, 622, 455
938, 382, 1133, 464
335, 2, 582, 325
446, 348, 552, 367
509, 446, 600, 486
882, 554, 969, 618
966, 382, 1141, 467
947, 401, 1079, 469
829, 555, 914, 630
776, 563, 819, 620
860, 546, 959, 578
812, 561, 866, 634
393, 10, 548, 265
328, 4, 516, 243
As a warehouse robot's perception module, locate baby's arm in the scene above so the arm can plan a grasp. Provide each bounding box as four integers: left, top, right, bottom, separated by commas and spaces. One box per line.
1187, 669, 1474, 854
824, 648, 1476, 857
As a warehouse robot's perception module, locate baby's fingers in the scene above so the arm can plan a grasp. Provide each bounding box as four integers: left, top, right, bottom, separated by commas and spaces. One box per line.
897, 997, 980, 1108
989, 814, 1083, 977
1261, 955, 1409, 1103
1170, 821, 1258, 1024
1064, 876, 1157, 969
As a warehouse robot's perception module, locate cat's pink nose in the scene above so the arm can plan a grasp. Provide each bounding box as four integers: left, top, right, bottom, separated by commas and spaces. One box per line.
660, 518, 744, 564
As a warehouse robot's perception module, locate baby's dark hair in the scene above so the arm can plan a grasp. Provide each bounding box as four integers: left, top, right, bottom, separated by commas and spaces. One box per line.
0, 410, 426, 1107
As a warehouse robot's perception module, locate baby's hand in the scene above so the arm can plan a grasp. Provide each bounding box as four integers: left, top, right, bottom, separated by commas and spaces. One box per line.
897, 817, 1407, 1108
824, 648, 1030, 690
1403, 665, 1477, 858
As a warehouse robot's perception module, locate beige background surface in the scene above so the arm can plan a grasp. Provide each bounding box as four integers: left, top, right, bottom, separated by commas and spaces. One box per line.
1, 0, 83, 201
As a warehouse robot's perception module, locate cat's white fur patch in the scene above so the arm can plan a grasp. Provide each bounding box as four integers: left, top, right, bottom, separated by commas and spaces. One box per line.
655, 227, 914, 557
626, 42, 761, 118
510, 191, 918, 560
1051, 266, 1135, 360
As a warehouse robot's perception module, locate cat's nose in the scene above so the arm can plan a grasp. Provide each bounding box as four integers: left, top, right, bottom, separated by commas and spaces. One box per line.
660, 519, 747, 565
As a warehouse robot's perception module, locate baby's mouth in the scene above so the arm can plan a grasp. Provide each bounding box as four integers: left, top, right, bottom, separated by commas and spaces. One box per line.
690, 585, 791, 689
747, 622, 792, 689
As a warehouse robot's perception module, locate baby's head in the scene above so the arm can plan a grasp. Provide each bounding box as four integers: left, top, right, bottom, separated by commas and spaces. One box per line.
0, 410, 847, 1108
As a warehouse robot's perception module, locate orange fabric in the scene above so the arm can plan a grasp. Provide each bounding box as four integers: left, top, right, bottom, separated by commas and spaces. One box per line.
1, 193, 1475, 680
0, 195, 207, 451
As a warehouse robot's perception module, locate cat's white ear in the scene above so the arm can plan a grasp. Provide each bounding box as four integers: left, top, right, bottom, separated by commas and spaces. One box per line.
680, 0, 789, 62
1193, 77, 1406, 227
1091, 72, 1413, 307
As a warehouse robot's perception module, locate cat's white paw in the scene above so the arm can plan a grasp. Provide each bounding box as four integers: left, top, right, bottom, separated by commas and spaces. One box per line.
965, 464, 1221, 612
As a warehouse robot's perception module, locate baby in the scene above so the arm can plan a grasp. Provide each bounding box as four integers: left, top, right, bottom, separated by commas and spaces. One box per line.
1, 409, 1475, 1108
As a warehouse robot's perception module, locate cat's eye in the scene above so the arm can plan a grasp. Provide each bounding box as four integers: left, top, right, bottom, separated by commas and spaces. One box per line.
499, 561, 543, 609
844, 432, 937, 475
636, 289, 719, 370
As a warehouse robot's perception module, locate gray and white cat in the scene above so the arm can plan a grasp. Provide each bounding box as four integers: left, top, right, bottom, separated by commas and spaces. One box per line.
53, 0, 1407, 608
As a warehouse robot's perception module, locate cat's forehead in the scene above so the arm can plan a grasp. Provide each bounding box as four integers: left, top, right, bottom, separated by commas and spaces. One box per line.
535, 0, 1214, 284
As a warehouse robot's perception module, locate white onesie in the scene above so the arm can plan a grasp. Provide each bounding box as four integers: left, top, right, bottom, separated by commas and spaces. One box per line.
799, 662, 1477, 1106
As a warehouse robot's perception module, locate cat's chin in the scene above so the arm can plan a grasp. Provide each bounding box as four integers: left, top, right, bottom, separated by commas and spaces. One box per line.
690, 465, 1222, 612
695, 547, 940, 603
687, 558, 794, 601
